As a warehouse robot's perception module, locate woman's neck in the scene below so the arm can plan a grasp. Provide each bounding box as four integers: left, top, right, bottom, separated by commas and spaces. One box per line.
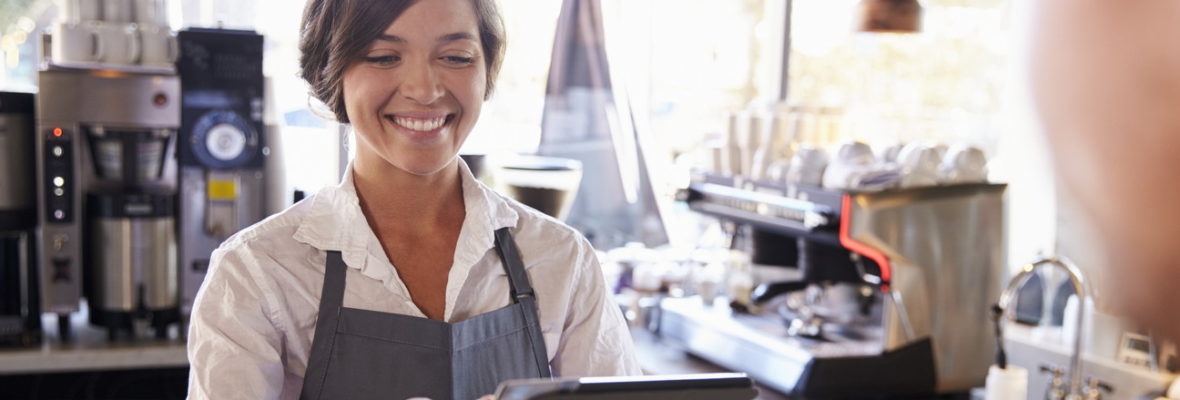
351, 152, 465, 230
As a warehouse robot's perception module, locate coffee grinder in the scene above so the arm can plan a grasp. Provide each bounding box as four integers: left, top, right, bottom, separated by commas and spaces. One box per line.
0, 91, 42, 347
35, 64, 181, 341
175, 28, 268, 321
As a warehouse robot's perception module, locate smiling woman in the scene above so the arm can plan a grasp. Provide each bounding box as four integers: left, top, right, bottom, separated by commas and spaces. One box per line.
186, 1, 642, 399
299, 0, 504, 124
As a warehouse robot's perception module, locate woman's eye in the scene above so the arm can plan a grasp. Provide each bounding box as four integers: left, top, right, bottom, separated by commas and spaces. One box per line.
365, 55, 400, 66
441, 56, 475, 66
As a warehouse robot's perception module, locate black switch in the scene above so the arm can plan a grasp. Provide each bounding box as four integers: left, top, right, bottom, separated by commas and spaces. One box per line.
51, 259, 71, 282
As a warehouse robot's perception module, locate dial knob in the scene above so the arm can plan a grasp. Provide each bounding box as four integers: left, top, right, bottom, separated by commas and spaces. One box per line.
191, 110, 259, 169
206, 123, 247, 161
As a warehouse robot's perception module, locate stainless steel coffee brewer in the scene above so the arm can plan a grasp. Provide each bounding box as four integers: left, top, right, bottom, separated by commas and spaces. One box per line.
665, 172, 1007, 398
175, 28, 268, 322
0, 91, 42, 347
35, 64, 181, 341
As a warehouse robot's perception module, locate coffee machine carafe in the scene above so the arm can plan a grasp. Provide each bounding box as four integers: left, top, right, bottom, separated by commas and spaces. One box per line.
0, 91, 42, 347
668, 174, 1007, 398
36, 65, 181, 341
175, 29, 268, 320
86, 189, 177, 340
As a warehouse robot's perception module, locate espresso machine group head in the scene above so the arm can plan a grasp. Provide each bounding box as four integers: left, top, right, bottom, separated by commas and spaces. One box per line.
667, 173, 1007, 398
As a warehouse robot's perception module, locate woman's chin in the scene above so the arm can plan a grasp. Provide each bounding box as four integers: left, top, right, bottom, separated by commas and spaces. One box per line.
390, 153, 458, 177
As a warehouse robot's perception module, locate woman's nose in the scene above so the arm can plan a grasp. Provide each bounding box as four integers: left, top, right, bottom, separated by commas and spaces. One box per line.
399, 61, 445, 105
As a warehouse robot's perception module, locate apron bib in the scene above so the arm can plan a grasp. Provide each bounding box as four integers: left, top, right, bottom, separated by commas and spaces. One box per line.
299, 228, 552, 400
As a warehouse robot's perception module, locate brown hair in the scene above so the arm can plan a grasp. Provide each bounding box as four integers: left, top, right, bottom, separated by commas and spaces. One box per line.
299, 0, 506, 123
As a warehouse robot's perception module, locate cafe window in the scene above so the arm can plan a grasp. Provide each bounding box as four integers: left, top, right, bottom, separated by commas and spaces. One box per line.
785, 0, 1012, 152
602, 0, 786, 157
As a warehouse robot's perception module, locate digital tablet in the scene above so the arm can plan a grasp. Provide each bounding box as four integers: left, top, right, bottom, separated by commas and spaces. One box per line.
493, 373, 759, 400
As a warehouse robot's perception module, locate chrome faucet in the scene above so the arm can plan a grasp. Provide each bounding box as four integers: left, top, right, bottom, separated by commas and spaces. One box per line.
998, 256, 1090, 400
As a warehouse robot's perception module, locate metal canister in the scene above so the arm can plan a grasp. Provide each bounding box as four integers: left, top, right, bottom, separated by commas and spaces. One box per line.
86, 190, 177, 320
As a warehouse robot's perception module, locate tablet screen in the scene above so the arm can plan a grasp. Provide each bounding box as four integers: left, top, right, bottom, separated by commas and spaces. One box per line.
494, 373, 759, 400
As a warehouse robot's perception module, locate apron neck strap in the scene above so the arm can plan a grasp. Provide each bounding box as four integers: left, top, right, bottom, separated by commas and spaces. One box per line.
320, 251, 348, 311
493, 227, 535, 304
492, 227, 553, 378
302, 250, 348, 399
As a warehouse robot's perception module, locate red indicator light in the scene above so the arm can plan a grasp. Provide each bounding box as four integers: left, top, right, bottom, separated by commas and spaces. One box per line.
53, 128, 62, 137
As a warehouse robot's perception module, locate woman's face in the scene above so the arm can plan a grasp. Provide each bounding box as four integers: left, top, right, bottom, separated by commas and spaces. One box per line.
343, 0, 486, 177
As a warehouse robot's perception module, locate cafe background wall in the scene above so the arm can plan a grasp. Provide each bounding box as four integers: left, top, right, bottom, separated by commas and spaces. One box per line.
0, 0, 1071, 287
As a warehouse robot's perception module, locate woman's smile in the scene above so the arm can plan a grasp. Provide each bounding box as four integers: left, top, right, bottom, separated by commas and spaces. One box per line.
384, 112, 458, 143
388, 114, 448, 131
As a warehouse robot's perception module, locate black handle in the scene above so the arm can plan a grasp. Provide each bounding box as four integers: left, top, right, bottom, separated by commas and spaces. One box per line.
992, 304, 1008, 369
752, 280, 809, 305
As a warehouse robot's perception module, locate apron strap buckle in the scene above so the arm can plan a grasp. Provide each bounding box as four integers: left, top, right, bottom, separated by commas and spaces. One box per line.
514, 290, 535, 301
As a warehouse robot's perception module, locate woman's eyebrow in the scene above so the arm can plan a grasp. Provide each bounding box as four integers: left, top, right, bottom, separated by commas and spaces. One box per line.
437, 32, 476, 43
376, 34, 405, 43
374, 33, 477, 44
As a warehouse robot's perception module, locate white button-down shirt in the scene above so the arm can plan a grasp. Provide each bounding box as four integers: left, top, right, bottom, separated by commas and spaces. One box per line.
187, 160, 641, 400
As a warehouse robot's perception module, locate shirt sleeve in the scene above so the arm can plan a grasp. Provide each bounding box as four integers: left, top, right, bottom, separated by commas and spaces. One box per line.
187, 244, 288, 400
550, 235, 643, 377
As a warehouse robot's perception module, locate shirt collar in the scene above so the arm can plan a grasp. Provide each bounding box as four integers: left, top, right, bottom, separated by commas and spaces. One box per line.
453, 157, 520, 267
292, 158, 519, 276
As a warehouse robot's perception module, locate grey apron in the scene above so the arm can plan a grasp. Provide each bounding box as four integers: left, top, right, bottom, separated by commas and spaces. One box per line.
299, 228, 552, 400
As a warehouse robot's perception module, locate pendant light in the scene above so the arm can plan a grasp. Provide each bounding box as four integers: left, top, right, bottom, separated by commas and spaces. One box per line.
856, 0, 923, 33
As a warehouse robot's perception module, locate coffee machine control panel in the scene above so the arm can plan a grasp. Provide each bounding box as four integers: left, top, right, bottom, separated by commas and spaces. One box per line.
34, 121, 83, 318
41, 127, 74, 223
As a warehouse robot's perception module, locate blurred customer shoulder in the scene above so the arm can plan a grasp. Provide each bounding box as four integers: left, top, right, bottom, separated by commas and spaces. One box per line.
1030, 0, 1180, 340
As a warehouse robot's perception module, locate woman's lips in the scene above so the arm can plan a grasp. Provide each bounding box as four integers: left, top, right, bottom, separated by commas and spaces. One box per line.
384, 113, 453, 135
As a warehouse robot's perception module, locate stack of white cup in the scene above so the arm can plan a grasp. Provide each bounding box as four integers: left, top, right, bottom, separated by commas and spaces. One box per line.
777, 141, 990, 191
52, 0, 177, 68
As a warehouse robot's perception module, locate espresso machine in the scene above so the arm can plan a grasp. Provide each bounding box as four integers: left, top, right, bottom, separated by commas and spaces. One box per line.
35, 64, 181, 341
664, 172, 1006, 398
175, 28, 268, 320
0, 91, 42, 347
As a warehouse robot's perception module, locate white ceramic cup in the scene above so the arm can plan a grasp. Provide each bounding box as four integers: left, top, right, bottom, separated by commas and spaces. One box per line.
60, 0, 103, 23
724, 111, 751, 176
52, 22, 104, 63
984, 365, 1028, 400
877, 142, 905, 164
138, 26, 177, 67
897, 142, 942, 188
940, 145, 989, 184
833, 140, 876, 167
765, 160, 792, 183
822, 141, 878, 189
785, 146, 829, 187
95, 22, 141, 65
104, 0, 135, 23
134, 0, 167, 27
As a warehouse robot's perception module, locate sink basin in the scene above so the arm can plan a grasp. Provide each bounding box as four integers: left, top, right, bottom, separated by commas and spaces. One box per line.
1003, 324, 1175, 400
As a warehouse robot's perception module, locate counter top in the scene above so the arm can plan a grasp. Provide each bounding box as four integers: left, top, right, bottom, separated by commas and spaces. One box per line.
629, 326, 788, 400
1003, 324, 1175, 400
6, 300, 795, 400
0, 308, 187, 375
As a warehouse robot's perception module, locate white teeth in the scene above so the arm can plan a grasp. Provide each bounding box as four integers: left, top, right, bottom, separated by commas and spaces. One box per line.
392, 116, 447, 132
